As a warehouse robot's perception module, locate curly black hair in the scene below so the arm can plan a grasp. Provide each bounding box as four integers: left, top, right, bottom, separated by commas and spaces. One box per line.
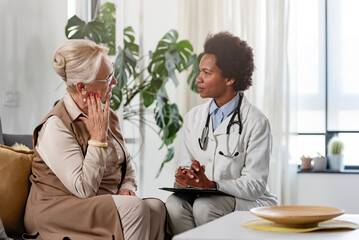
204, 32, 254, 91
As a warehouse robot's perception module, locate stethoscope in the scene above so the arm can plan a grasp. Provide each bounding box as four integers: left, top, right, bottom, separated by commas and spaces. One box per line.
198, 94, 243, 158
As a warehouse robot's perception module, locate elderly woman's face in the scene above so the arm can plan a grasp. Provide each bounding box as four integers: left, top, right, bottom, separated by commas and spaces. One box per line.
87, 55, 117, 102
196, 54, 228, 99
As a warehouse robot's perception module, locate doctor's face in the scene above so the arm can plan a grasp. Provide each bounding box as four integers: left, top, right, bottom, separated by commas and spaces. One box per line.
196, 54, 230, 100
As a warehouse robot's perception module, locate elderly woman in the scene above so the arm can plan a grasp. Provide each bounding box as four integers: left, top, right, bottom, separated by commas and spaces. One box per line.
165, 32, 278, 235
24, 40, 165, 240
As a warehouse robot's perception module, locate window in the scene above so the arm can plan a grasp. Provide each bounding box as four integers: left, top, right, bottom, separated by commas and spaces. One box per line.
294, 0, 359, 166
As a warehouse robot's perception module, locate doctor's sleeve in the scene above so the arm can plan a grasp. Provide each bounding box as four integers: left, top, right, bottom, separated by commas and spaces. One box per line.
177, 113, 194, 169
217, 117, 272, 200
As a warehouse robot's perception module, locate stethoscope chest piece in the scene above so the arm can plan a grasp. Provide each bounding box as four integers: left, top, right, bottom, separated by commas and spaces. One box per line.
198, 125, 209, 150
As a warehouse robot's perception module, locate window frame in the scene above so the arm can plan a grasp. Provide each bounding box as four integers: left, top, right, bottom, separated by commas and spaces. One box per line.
297, 0, 359, 169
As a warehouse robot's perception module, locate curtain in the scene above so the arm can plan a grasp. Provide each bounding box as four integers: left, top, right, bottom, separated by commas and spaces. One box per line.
177, 0, 296, 205
91, 0, 100, 20
176, 0, 226, 114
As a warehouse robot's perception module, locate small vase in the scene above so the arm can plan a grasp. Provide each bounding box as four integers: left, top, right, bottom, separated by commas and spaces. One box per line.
313, 157, 326, 171
328, 154, 344, 171
301, 158, 312, 170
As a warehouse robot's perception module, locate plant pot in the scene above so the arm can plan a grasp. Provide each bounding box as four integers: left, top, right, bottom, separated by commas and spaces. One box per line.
301, 158, 312, 170
313, 157, 326, 171
328, 154, 344, 172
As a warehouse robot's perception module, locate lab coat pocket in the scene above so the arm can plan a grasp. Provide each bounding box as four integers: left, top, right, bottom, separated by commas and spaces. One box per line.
217, 151, 246, 179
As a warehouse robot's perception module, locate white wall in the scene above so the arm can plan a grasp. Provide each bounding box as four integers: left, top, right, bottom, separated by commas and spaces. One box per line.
296, 173, 359, 213
0, 0, 68, 134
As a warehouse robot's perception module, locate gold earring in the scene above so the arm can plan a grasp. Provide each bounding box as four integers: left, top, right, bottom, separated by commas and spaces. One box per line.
83, 98, 86, 102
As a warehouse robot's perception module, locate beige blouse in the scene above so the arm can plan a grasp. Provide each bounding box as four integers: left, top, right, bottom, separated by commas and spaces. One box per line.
36, 93, 137, 198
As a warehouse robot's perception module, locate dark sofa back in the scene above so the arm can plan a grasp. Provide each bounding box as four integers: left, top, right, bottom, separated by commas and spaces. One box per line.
0, 118, 33, 149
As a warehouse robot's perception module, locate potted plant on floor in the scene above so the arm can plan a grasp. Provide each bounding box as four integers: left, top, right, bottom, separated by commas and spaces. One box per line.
327, 137, 344, 171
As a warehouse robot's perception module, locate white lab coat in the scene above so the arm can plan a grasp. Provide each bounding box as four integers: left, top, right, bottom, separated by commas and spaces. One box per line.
177, 94, 278, 210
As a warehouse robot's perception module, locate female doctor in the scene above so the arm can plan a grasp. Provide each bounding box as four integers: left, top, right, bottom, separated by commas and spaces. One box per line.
165, 32, 278, 235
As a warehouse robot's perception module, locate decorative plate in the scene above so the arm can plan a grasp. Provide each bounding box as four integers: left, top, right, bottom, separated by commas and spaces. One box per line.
250, 205, 345, 228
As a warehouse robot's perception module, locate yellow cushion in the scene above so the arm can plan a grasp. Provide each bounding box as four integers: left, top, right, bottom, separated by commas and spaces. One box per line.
0, 144, 34, 234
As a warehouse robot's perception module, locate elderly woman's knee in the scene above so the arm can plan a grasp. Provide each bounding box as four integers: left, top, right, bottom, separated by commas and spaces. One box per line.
144, 198, 166, 218
127, 197, 151, 218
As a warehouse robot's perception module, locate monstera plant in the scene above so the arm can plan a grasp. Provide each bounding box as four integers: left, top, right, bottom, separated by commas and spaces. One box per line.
65, 2, 200, 176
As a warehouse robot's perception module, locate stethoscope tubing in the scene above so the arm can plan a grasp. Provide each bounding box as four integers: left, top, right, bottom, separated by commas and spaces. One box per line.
198, 93, 243, 158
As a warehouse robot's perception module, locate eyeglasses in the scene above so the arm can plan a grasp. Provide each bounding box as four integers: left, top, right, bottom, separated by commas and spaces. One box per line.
94, 72, 114, 85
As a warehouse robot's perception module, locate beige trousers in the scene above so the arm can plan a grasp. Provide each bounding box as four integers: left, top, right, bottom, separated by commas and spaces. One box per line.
112, 196, 166, 240
165, 193, 236, 235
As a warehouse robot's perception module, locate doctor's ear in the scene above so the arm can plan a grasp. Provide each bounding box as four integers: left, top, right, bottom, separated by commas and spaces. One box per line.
226, 78, 235, 87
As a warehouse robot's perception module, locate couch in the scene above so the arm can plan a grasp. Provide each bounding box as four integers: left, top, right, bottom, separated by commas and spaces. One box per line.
0, 118, 33, 149
0, 117, 33, 240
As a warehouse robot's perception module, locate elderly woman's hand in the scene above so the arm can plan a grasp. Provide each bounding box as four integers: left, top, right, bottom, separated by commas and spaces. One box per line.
118, 188, 136, 196
80, 93, 110, 142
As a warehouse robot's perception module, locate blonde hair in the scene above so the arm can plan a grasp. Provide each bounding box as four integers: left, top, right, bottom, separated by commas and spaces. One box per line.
52, 39, 109, 91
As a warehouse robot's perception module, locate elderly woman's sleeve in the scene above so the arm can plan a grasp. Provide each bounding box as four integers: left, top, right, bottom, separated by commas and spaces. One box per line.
118, 150, 137, 192
36, 116, 108, 198
217, 117, 272, 200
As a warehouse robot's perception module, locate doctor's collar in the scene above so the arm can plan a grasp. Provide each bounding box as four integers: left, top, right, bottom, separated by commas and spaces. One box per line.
209, 93, 240, 116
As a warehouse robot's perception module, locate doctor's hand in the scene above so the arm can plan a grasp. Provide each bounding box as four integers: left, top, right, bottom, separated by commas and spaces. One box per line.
175, 165, 216, 189
176, 159, 205, 182
189, 159, 205, 177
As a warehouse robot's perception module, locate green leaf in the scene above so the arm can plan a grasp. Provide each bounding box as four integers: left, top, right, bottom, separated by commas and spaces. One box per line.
65, 16, 105, 42
114, 46, 129, 89
124, 27, 139, 56
164, 104, 182, 141
162, 30, 178, 43
54, 100, 60, 107
65, 2, 116, 54
124, 26, 135, 34
142, 78, 163, 107
112, 27, 138, 91
177, 40, 193, 52
148, 29, 198, 90
95, 2, 116, 55
110, 85, 123, 110
177, 40, 193, 68
165, 52, 181, 86
186, 53, 203, 93
156, 146, 175, 178
154, 90, 182, 147
114, 44, 138, 89
154, 91, 168, 128
65, 16, 85, 39
151, 61, 166, 76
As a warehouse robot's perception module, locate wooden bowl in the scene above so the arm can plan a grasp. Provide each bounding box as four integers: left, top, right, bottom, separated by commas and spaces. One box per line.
250, 205, 345, 228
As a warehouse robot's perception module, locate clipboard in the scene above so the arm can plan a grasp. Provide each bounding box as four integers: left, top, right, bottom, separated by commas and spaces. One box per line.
159, 187, 230, 196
